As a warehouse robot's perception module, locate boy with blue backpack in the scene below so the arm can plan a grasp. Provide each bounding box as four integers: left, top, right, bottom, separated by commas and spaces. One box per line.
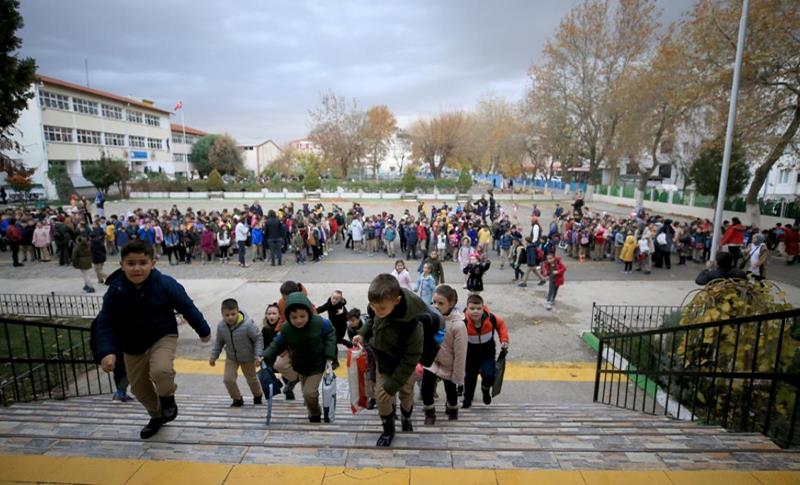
263, 292, 337, 422
384, 222, 397, 258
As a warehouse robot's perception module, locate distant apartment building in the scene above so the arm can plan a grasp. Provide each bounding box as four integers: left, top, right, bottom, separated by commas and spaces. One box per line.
239, 139, 282, 175
171, 123, 207, 178
1, 74, 173, 198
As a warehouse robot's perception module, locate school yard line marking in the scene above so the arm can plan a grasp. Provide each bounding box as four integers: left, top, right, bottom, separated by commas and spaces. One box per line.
175, 358, 599, 382
0, 454, 793, 484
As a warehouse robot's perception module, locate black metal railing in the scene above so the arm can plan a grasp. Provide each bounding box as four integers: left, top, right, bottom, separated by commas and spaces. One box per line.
593, 308, 800, 447
0, 316, 112, 405
0, 293, 103, 319
591, 303, 688, 335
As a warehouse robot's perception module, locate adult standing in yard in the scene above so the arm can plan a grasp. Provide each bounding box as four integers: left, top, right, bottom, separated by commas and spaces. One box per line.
264, 210, 285, 266
235, 217, 249, 268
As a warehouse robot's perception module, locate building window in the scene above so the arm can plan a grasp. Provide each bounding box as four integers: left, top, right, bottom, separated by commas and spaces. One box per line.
40, 90, 70, 110
105, 133, 126, 146
72, 97, 99, 115
145, 114, 161, 127
172, 133, 185, 144
76, 129, 101, 145
779, 169, 791, 184
185, 135, 196, 145
173, 153, 187, 162
129, 135, 145, 148
43, 125, 73, 143
127, 110, 143, 123
102, 104, 123, 120
147, 138, 162, 150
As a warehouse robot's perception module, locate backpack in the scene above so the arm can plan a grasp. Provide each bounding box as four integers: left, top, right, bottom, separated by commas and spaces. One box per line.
385, 227, 396, 242
580, 234, 589, 245
6, 224, 21, 243
415, 308, 446, 367
656, 232, 667, 246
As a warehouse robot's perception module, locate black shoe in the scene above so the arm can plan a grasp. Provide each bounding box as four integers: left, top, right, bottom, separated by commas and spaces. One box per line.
13, 263, 23, 267
140, 417, 163, 439
401, 406, 413, 432
309, 415, 321, 423
538, 280, 547, 286
457, 385, 464, 397
376, 414, 396, 447
253, 395, 263, 405
367, 398, 376, 410
160, 395, 178, 423
230, 398, 244, 407
482, 387, 492, 405
424, 408, 436, 426
462, 400, 471, 409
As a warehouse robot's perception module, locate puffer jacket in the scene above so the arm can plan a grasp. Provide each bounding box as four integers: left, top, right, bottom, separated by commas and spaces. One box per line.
620, 235, 637, 262
71, 237, 93, 270
426, 308, 467, 385
211, 311, 264, 362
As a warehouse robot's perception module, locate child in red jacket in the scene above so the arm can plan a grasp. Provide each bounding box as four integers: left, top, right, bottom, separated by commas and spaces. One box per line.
463, 294, 509, 408
541, 253, 566, 311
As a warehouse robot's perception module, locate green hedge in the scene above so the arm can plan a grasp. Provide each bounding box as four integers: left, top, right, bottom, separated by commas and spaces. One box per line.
129, 177, 465, 194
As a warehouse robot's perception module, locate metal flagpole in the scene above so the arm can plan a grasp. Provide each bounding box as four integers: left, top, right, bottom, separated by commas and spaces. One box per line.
181, 108, 189, 179
710, 0, 749, 261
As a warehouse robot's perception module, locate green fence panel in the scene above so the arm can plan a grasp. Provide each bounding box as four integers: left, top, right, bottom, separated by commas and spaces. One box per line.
672, 192, 684, 205
695, 194, 714, 208
622, 185, 635, 198
784, 201, 799, 219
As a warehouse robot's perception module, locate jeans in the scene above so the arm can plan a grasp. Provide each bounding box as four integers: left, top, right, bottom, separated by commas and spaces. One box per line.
547, 280, 559, 303
237, 241, 246, 265
267, 239, 282, 265
463, 344, 495, 404
10, 242, 20, 266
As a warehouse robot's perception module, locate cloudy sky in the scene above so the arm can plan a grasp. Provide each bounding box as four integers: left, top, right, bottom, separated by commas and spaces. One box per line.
19, 0, 695, 146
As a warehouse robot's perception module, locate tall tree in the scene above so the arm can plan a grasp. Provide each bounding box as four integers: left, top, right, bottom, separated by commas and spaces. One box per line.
472, 96, 527, 177
189, 134, 219, 177
208, 134, 244, 175
529, 0, 659, 183
409, 111, 469, 178
308, 92, 367, 178
682, 0, 800, 226
82, 155, 130, 194
0, 0, 37, 176
363, 105, 397, 180
689, 139, 750, 203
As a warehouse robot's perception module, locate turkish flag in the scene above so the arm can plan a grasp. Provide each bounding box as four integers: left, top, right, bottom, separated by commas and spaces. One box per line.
174, 101, 183, 111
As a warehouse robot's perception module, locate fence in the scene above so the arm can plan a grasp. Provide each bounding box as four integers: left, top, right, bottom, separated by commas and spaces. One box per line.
594, 184, 800, 220
0, 316, 112, 405
593, 308, 800, 447
0, 293, 103, 319
591, 303, 688, 336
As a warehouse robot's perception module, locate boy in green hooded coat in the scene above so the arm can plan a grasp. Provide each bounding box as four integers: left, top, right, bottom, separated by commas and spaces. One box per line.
263, 292, 337, 422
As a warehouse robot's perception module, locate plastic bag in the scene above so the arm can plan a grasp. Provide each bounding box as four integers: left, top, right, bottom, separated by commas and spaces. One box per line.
347, 345, 369, 414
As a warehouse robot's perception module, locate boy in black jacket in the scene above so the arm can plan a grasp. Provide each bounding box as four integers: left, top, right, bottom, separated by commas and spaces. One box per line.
316, 290, 348, 346
93, 240, 211, 440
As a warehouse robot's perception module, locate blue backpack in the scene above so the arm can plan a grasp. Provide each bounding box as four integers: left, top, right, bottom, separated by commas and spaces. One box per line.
385, 227, 396, 242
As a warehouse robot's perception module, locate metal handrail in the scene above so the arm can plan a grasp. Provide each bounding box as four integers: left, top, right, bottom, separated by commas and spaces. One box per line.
0, 292, 102, 319
593, 308, 800, 447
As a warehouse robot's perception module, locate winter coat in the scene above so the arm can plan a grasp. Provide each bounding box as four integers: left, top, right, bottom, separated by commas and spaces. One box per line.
54, 222, 73, 245
89, 231, 106, 265
418, 256, 444, 284
72, 238, 93, 270
391, 269, 413, 290
463, 260, 491, 292
620, 235, 637, 263
200, 231, 217, 254
264, 216, 284, 240
211, 311, 264, 363
457, 246, 471, 270
316, 297, 348, 340
413, 273, 436, 304
721, 223, 746, 246
350, 219, 363, 241
263, 292, 337, 376
217, 230, 231, 247
541, 256, 567, 287
92, 268, 210, 357
465, 305, 509, 350
32, 227, 51, 248
358, 289, 425, 395
426, 308, 467, 385
405, 226, 418, 246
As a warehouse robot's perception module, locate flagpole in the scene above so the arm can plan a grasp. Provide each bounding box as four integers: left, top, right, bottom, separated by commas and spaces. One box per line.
180, 108, 189, 180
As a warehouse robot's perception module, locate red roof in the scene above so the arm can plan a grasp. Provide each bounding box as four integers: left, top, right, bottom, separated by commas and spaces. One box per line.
37, 74, 172, 114
170, 123, 208, 136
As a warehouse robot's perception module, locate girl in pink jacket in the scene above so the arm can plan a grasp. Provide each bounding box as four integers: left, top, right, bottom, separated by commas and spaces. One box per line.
32, 221, 52, 261
390, 260, 413, 290
422, 284, 468, 424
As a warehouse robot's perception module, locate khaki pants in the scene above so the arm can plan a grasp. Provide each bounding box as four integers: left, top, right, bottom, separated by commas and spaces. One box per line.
124, 335, 178, 418
223, 359, 262, 400
93, 263, 106, 283
274, 353, 298, 382
299, 372, 323, 417
376, 372, 415, 416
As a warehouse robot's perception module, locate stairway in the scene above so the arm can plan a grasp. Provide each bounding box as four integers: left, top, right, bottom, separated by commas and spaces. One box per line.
0, 388, 798, 471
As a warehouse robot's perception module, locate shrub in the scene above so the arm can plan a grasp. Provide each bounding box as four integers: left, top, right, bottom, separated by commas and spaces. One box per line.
402, 168, 417, 192
457, 171, 473, 193
207, 169, 224, 191
304, 166, 322, 191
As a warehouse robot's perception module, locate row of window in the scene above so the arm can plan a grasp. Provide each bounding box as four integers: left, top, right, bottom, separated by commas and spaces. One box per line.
171, 133, 199, 145
40, 90, 163, 127
173, 153, 188, 162
43, 125, 165, 150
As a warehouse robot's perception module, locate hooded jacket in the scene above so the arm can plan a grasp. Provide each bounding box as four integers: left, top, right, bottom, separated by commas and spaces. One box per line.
358, 289, 425, 395
541, 256, 567, 287
427, 307, 467, 385
92, 268, 210, 357
620, 235, 637, 262
263, 292, 336, 376
211, 311, 264, 362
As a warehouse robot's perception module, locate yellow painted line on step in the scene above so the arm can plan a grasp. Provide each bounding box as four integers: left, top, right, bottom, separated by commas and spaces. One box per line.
0, 455, 794, 485
174, 358, 598, 382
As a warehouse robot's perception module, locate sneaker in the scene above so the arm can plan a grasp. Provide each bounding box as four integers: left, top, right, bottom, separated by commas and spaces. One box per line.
538, 280, 547, 286
545, 302, 553, 311
461, 400, 472, 409
230, 398, 244, 407
482, 388, 492, 405
83, 285, 95, 293
308, 415, 321, 423
112, 390, 134, 403
285, 389, 295, 400
517, 282, 527, 287
253, 395, 263, 405
367, 398, 376, 410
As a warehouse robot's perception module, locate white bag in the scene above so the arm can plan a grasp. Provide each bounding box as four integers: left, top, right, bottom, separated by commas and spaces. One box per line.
320, 362, 337, 423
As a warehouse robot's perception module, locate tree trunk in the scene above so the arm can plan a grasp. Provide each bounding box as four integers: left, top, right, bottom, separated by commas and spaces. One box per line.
635, 172, 648, 209
744, 100, 800, 228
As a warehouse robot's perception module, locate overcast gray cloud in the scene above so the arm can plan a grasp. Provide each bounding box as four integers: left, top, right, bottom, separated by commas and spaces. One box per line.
18, 0, 695, 145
